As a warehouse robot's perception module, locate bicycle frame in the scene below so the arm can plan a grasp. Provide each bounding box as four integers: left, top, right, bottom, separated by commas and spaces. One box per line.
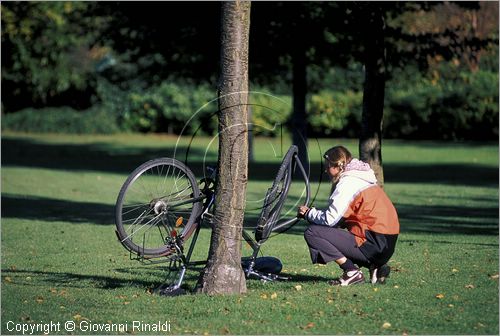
122, 147, 311, 295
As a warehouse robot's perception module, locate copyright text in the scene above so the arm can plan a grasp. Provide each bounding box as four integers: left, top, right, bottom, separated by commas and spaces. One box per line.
5, 320, 172, 334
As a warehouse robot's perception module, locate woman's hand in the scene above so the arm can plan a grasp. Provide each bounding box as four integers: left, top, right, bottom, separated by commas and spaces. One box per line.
297, 205, 310, 218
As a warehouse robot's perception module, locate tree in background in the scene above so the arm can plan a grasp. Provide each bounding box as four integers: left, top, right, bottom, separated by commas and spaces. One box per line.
351, 1, 499, 182
386, 1, 498, 73
196, 1, 251, 295
357, 3, 387, 185
1, 2, 110, 111
383, 1, 499, 140
250, 2, 340, 170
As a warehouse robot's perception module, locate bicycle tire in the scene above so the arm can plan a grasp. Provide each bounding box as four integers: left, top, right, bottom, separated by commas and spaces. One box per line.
115, 158, 203, 257
254, 145, 297, 243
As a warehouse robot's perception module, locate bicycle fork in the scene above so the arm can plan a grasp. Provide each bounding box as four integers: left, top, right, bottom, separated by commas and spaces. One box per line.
156, 213, 205, 296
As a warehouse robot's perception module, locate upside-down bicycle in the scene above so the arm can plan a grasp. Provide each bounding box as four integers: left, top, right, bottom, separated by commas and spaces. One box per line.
114, 145, 310, 295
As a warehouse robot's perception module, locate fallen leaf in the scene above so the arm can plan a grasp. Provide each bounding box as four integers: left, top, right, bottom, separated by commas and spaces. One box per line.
50, 288, 57, 294
294, 285, 302, 291
73, 314, 82, 321
270, 292, 277, 299
4, 277, 12, 283
382, 322, 391, 329
489, 273, 499, 280
435, 294, 445, 299
36, 296, 44, 304
393, 285, 399, 289
10, 265, 17, 271
373, 287, 379, 292
452, 268, 459, 273
465, 284, 475, 289
300, 322, 315, 330
448, 304, 454, 308
260, 293, 268, 299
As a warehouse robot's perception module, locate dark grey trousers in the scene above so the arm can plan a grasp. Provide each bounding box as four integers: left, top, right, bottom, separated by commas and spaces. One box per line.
304, 224, 371, 267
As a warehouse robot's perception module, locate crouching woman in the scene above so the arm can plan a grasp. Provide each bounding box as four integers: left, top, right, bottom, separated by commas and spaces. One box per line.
298, 146, 399, 286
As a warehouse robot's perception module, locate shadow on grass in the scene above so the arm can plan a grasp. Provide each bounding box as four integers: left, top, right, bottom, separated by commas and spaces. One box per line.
384, 163, 498, 187
2, 136, 498, 238
397, 203, 499, 235
398, 238, 498, 248
1, 266, 330, 293
1, 193, 497, 237
2, 137, 498, 186
1, 137, 210, 176
0, 193, 267, 229
1, 194, 114, 225
1, 268, 162, 290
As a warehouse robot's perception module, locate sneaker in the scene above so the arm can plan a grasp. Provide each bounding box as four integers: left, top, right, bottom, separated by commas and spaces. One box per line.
328, 269, 365, 286
369, 264, 391, 284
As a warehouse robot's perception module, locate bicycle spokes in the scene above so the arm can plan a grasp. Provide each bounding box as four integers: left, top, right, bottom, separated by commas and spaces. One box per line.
116, 158, 203, 257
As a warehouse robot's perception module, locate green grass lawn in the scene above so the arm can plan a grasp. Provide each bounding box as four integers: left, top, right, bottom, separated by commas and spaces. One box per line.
2, 132, 499, 335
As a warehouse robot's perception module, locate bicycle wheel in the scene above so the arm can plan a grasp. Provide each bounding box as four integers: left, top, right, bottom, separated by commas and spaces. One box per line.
254, 145, 297, 243
115, 158, 203, 257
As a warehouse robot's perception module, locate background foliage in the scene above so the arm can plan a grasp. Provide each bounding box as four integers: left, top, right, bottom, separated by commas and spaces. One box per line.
1, 1, 498, 140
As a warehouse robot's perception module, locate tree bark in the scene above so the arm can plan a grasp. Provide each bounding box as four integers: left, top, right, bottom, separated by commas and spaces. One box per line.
196, 0, 250, 295
359, 7, 386, 186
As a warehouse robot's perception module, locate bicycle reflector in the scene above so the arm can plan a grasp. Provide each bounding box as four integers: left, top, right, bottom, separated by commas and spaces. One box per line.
171, 230, 178, 238
175, 217, 183, 227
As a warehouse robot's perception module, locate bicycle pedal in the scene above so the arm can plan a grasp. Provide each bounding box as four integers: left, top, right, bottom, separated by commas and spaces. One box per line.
154, 284, 187, 297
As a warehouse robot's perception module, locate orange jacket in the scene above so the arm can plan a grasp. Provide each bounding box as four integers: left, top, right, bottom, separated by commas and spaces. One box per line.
344, 184, 400, 246
306, 160, 399, 265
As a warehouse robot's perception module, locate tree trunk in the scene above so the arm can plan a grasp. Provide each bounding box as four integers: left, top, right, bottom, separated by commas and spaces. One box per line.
196, 1, 251, 295
291, 47, 308, 173
359, 7, 386, 186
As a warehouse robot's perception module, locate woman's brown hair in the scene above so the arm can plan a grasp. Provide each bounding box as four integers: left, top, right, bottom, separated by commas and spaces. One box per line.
324, 146, 352, 172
